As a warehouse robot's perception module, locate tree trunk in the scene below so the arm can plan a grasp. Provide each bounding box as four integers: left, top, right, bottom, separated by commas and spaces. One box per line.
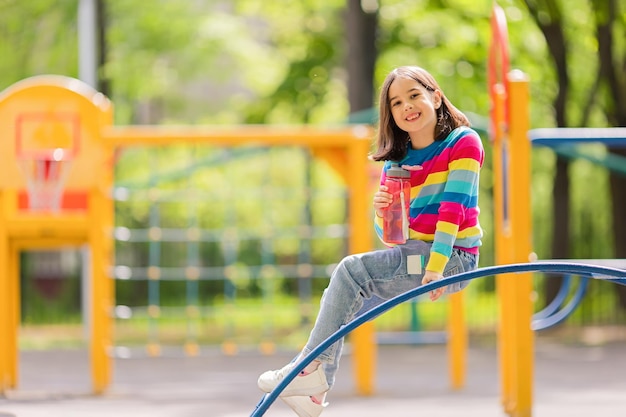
545, 157, 569, 302
609, 151, 626, 307
595, 0, 626, 308
541, 20, 570, 308
522, 0, 572, 308
96, 0, 110, 96
345, 0, 378, 114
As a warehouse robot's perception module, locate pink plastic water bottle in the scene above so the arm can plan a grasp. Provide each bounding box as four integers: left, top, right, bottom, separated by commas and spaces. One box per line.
382, 163, 411, 244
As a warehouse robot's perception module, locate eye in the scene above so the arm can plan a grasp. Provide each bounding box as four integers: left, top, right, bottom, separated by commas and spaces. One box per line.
391, 101, 401, 107
410, 93, 419, 99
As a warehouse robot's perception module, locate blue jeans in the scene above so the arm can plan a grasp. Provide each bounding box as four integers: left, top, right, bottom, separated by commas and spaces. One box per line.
299, 240, 478, 388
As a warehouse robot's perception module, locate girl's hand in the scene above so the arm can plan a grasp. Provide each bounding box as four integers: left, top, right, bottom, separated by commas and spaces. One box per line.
422, 270, 445, 301
373, 185, 393, 217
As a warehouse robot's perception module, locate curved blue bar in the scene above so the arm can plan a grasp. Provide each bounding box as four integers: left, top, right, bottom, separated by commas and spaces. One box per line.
531, 275, 588, 330
533, 274, 573, 321
250, 262, 626, 417
531, 275, 590, 331
529, 127, 626, 147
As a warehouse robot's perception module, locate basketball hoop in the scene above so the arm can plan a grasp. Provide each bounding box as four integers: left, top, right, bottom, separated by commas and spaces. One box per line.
18, 148, 73, 212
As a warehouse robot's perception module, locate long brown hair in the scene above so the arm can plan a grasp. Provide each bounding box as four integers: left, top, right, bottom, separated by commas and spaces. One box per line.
370, 66, 470, 162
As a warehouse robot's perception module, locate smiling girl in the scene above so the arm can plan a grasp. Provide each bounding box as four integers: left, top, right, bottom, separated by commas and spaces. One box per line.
257, 66, 484, 417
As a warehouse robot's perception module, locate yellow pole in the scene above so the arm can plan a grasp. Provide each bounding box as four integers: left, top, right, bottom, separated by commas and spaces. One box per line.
103, 168, 115, 390
447, 291, 466, 389
89, 186, 112, 394
492, 80, 516, 411
498, 275, 515, 412
8, 242, 20, 389
0, 193, 8, 394
348, 136, 376, 396
495, 70, 533, 416
89, 91, 115, 395
506, 70, 533, 417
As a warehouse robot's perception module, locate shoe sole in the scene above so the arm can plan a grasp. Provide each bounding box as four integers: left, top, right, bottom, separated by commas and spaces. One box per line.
257, 369, 329, 397
281, 396, 326, 417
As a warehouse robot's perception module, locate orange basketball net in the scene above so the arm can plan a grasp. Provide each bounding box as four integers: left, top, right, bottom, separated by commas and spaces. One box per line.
18, 148, 73, 212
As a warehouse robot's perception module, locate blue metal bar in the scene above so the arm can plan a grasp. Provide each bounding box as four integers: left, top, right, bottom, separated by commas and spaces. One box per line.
529, 128, 626, 147
529, 127, 626, 176
531, 276, 589, 331
531, 279, 588, 330
550, 146, 626, 177
532, 274, 572, 321
250, 262, 626, 417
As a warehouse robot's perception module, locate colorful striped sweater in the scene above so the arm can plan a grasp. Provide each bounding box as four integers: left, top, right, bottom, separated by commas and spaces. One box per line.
374, 126, 484, 274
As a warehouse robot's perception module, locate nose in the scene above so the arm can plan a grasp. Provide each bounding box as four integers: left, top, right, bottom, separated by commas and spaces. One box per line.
404, 102, 413, 110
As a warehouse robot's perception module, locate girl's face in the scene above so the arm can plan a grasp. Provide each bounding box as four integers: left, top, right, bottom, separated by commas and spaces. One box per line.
388, 77, 441, 143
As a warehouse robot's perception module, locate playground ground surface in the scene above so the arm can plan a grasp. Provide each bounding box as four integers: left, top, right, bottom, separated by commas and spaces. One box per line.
1, 330, 626, 417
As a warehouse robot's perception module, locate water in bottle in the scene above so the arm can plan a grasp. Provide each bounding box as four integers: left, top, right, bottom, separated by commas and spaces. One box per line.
382, 163, 411, 244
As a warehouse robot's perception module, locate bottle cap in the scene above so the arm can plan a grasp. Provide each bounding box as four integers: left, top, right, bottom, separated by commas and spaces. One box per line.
386, 162, 410, 178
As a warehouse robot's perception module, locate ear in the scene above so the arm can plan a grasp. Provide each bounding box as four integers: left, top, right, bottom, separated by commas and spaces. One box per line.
433, 90, 442, 109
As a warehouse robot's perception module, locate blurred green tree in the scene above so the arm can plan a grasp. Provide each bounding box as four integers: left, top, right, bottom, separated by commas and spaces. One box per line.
1, 0, 623, 317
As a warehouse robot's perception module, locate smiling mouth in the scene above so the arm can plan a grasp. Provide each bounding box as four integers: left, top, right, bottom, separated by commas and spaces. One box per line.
406, 112, 419, 121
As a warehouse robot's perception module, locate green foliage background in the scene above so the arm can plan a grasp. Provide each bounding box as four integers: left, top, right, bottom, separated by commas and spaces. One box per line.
2, 0, 623, 337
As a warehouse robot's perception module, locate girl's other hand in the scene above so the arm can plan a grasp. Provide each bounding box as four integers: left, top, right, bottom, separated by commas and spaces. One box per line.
373, 185, 392, 217
421, 270, 445, 301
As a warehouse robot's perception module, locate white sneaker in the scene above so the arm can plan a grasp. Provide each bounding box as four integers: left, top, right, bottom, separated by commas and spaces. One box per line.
257, 362, 329, 397
281, 396, 328, 417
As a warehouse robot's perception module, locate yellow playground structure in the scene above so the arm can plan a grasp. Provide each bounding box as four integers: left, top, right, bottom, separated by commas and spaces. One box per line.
0, 76, 115, 394
0, 74, 377, 395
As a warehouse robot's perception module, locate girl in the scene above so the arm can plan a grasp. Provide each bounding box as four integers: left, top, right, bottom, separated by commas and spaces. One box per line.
257, 66, 484, 417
